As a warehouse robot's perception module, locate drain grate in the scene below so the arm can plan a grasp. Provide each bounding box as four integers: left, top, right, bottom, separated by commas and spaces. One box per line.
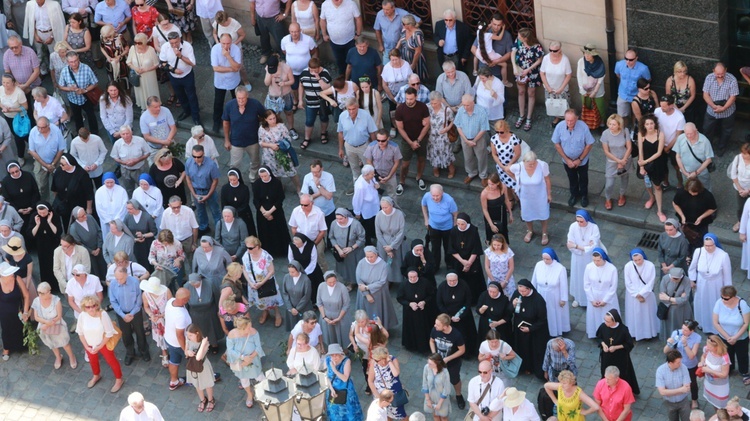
636, 232, 660, 250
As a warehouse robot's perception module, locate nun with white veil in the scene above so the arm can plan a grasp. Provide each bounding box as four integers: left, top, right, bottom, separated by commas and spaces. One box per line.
623, 248, 659, 341
531, 247, 570, 337
583, 247, 619, 339
566, 209, 603, 308
355, 246, 398, 330
94, 172, 128, 241
690, 233, 732, 334
132, 174, 164, 229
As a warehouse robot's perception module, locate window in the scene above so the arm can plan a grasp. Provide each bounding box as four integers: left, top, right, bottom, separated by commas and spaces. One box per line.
461, 0, 535, 36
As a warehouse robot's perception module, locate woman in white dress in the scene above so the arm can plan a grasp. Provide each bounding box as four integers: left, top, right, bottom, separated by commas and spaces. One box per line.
531, 247, 570, 337
690, 233, 732, 334
506, 151, 551, 245
374, 197, 405, 285
567, 210, 602, 308
94, 172, 128, 242
583, 248, 619, 338
623, 248, 659, 341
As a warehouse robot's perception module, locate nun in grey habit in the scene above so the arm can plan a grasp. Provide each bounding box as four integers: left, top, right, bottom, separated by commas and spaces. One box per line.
355, 246, 398, 330
281, 260, 313, 330
185, 273, 224, 351
317, 271, 353, 346
102, 218, 135, 264
68, 206, 107, 279
123, 199, 157, 273
192, 236, 232, 286
214, 206, 249, 261
374, 196, 406, 284
328, 208, 365, 285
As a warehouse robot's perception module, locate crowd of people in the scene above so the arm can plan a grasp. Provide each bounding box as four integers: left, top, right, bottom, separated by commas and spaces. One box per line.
1, 0, 750, 420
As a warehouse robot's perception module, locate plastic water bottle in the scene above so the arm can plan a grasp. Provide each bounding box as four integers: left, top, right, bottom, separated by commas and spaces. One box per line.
488, 319, 496, 331
454, 306, 466, 319
514, 297, 522, 314
387, 256, 393, 266
644, 174, 652, 188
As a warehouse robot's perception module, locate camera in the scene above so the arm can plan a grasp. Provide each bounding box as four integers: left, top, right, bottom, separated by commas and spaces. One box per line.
481, 407, 490, 416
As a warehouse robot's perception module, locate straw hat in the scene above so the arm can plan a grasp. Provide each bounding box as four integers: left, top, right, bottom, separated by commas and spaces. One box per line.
1, 237, 24, 256
580, 43, 599, 56
139, 276, 168, 295
504, 387, 527, 408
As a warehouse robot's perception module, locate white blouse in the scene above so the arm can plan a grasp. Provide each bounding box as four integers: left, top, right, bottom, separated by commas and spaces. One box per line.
76, 311, 115, 347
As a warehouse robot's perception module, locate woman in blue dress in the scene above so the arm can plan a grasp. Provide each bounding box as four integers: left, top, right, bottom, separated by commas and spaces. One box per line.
368, 346, 407, 419
325, 343, 363, 421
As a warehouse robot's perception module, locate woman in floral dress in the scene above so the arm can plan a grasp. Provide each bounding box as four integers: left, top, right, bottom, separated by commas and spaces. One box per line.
258, 110, 301, 194
512, 28, 544, 131
242, 235, 284, 325
131, 1, 160, 38
140, 276, 172, 367
167, 0, 196, 42
427, 91, 455, 178
368, 346, 407, 420
484, 234, 516, 298
65, 14, 93, 67
397, 15, 427, 82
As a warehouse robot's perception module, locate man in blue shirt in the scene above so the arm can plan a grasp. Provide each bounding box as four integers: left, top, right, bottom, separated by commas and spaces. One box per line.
210, 34, 242, 134
185, 144, 221, 235
28, 117, 65, 200
421, 184, 457, 270
222, 85, 266, 182
614, 48, 651, 124
373, 0, 420, 64
109, 266, 148, 366
655, 350, 691, 420
345, 37, 382, 89
94, 0, 131, 37
57, 51, 99, 135
337, 97, 378, 188
552, 109, 596, 207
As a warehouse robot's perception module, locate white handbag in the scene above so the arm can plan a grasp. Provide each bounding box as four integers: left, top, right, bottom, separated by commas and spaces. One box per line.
545, 97, 568, 117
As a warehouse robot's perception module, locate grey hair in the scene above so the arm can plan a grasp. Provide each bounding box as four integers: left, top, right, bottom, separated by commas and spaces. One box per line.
548, 40, 561, 50
235, 85, 248, 96
604, 366, 620, 377
191, 125, 205, 137
127, 392, 145, 406
146, 96, 161, 106
443, 9, 456, 19
429, 91, 444, 101
401, 14, 417, 26
65, 51, 79, 59
409, 413, 427, 421
442, 60, 456, 71
37, 282, 52, 294
684, 122, 697, 132
689, 410, 705, 421
302, 310, 318, 322
7, 34, 21, 43
168, 195, 182, 204
119, 124, 132, 134
429, 184, 443, 193
31, 86, 48, 98
354, 309, 368, 321
522, 150, 537, 163
408, 73, 420, 83
36, 116, 50, 126
344, 97, 358, 108
361, 164, 375, 176
461, 93, 475, 104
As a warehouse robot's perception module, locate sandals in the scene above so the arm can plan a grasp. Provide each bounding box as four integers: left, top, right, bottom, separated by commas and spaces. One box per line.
321, 132, 329, 144
246, 399, 254, 408
604, 199, 613, 210
644, 198, 654, 209
198, 398, 207, 412
274, 314, 283, 327
524, 230, 533, 243
523, 118, 532, 131
541, 233, 549, 246
206, 399, 215, 412
292, 102, 299, 112
514, 117, 524, 129
258, 310, 269, 325
166, 95, 176, 106
300, 139, 310, 149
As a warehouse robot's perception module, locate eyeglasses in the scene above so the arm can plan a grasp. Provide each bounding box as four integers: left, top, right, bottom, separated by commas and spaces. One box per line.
196, 134, 205, 139
74, 273, 86, 277
625, 57, 636, 61
246, 246, 256, 250
478, 370, 490, 374
444, 19, 454, 22
722, 296, 731, 301
549, 48, 560, 53
301, 203, 311, 207
497, 131, 505, 135
134, 41, 143, 45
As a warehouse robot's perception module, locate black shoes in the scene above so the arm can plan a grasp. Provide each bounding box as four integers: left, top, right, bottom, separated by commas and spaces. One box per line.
581, 196, 589, 207
124, 355, 134, 366
568, 196, 578, 207
177, 112, 189, 121
141, 353, 151, 363
456, 394, 466, 410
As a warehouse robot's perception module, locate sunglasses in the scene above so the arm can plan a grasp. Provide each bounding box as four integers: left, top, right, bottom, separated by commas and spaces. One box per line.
377, 139, 388, 143
497, 131, 505, 135
74, 273, 86, 277
301, 203, 311, 207
410, 83, 419, 86
478, 370, 490, 374
85, 305, 98, 309
549, 48, 560, 53
134, 41, 144, 45
625, 57, 636, 62
246, 246, 256, 250
722, 296, 731, 301
192, 155, 204, 159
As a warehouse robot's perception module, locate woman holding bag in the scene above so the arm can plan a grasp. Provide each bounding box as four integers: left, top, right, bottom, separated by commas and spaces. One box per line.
576, 44, 607, 124
226, 316, 263, 408
76, 295, 124, 393
185, 324, 216, 412
540, 40, 572, 126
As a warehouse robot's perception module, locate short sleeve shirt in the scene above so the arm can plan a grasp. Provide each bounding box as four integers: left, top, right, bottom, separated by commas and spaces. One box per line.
703, 72, 740, 118
551, 120, 596, 165
346, 46, 381, 87
394, 101, 430, 140
364, 141, 402, 176
320, 0, 360, 45
422, 192, 458, 231
614, 60, 651, 102
713, 299, 750, 341
163, 297, 192, 348
430, 326, 464, 366
210, 43, 242, 89
653, 108, 685, 147
139, 108, 175, 147
222, 98, 266, 147
281, 34, 316, 75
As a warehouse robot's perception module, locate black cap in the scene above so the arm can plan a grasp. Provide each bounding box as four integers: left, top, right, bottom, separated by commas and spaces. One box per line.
267, 55, 279, 74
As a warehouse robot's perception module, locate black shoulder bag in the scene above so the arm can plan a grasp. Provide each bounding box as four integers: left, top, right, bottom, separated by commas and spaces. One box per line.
248, 258, 277, 298
657, 275, 684, 320
332, 224, 351, 263
685, 139, 716, 173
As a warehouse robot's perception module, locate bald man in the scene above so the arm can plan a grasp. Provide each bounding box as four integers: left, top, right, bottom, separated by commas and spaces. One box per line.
164, 288, 191, 390
467, 360, 504, 421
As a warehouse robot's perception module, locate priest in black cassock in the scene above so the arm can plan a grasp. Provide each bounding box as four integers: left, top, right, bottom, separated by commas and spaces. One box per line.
436, 272, 478, 356
401, 239, 436, 286
396, 267, 437, 353
510, 279, 549, 379
447, 212, 484, 305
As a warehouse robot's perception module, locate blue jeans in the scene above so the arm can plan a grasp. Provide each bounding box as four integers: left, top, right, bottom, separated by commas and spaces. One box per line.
193, 188, 220, 231
304, 106, 329, 127
169, 71, 200, 122
329, 40, 355, 78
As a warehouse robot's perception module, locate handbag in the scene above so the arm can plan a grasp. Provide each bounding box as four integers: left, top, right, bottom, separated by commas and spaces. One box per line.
657, 277, 683, 320
248, 260, 277, 298
229, 334, 251, 371
186, 337, 208, 374
12, 109, 30, 137
45, 323, 62, 336
66, 67, 104, 104
330, 388, 347, 404
581, 96, 601, 130
695, 367, 705, 378
332, 224, 351, 262
170, 6, 185, 17
392, 389, 409, 407
685, 137, 716, 172
462, 376, 495, 421
545, 97, 568, 117
500, 353, 523, 378
444, 106, 458, 143
128, 50, 141, 87
105, 323, 123, 351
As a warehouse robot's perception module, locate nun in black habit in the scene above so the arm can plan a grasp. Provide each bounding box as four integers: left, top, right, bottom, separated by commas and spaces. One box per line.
400, 239, 436, 286
1, 161, 40, 243
288, 233, 324, 303
220, 167, 257, 238
436, 272, 478, 356
252, 166, 290, 257
51, 153, 94, 232
510, 279, 549, 380
27, 201, 62, 292
396, 267, 437, 353
448, 212, 485, 305
595, 309, 640, 395
476, 281, 512, 344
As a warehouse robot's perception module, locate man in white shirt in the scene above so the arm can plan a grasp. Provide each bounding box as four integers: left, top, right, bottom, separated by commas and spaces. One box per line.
281, 23, 317, 115
366, 390, 394, 421
139, 96, 177, 164
300, 159, 336, 235
110, 125, 150, 195
210, 34, 242, 133
119, 391, 164, 421
23, 0, 65, 75
468, 360, 504, 421
654, 95, 686, 189
195, 0, 223, 48
70, 128, 107, 188
164, 288, 191, 390
159, 32, 201, 125
289, 193, 329, 271
160, 195, 199, 269
320, 0, 362, 77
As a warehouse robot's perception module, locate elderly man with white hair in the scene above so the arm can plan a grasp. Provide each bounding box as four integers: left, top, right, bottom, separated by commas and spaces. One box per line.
119, 391, 164, 421
453, 94, 490, 186
435, 60, 474, 113
109, 125, 150, 195
433, 9, 473, 67
394, 73, 431, 104
674, 122, 714, 191
185, 126, 220, 165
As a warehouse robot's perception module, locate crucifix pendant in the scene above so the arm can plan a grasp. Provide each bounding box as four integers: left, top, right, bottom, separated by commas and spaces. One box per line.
460, 241, 465, 248
609, 338, 613, 346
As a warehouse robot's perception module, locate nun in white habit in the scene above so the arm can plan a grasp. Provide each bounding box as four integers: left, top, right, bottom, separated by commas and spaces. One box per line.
94, 172, 129, 242
583, 247, 620, 338
374, 196, 406, 284
623, 248, 659, 341
132, 174, 164, 229
689, 233, 732, 334
566, 210, 603, 308
531, 247, 570, 337
355, 246, 398, 330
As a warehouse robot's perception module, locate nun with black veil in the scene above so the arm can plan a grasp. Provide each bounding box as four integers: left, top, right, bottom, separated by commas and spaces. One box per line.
252, 166, 290, 257
436, 272, 478, 356
448, 212, 485, 305
400, 238, 436, 286
123, 199, 157, 273
396, 267, 436, 353
510, 278, 549, 379
288, 232, 324, 303
1, 161, 41, 242
280, 260, 313, 330
220, 168, 257, 237
50, 153, 93, 232
595, 308, 640, 395
27, 201, 61, 292
476, 281, 512, 343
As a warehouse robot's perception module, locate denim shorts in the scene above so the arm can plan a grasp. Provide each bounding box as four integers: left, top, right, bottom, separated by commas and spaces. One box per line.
305, 105, 329, 127
167, 343, 185, 365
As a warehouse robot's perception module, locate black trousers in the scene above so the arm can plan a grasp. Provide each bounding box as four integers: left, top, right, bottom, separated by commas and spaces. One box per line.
563, 161, 589, 199
170, 71, 200, 122
428, 227, 452, 271
70, 100, 99, 134
330, 40, 355, 78
117, 311, 148, 358
703, 112, 735, 151
213, 86, 237, 128
721, 336, 749, 376
3, 115, 27, 158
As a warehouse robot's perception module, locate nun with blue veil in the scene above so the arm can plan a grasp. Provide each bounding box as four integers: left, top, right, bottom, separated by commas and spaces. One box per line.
566, 209, 603, 308
583, 247, 619, 339
531, 247, 570, 337
623, 248, 659, 341
689, 233, 732, 334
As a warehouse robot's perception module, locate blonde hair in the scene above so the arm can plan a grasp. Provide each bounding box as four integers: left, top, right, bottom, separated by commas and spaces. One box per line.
673, 60, 687, 74
708, 334, 728, 355
244, 235, 261, 248
222, 296, 238, 312
225, 262, 243, 280
494, 120, 510, 133
80, 295, 101, 310
134, 33, 148, 44
557, 370, 576, 384
371, 346, 389, 361
154, 148, 172, 163
606, 114, 623, 130
100, 24, 116, 40
113, 251, 130, 263
54, 41, 72, 53
234, 316, 252, 330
